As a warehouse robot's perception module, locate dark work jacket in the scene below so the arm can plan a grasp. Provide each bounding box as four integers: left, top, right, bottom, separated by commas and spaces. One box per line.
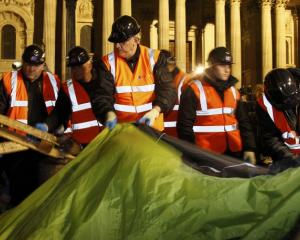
88, 45, 177, 123
47, 59, 114, 127
0, 71, 60, 132
177, 71, 256, 156
256, 103, 299, 162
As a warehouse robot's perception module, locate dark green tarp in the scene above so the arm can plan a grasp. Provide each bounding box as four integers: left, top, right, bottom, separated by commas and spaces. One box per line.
0, 124, 299, 239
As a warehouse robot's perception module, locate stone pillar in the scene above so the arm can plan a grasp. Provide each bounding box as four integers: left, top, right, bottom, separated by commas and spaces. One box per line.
202, 23, 215, 68
159, 0, 170, 50
175, 0, 186, 71
188, 25, 197, 71
275, 0, 289, 68
61, 0, 67, 81
121, 0, 131, 16
150, 20, 158, 49
66, 0, 77, 52
103, 0, 114, 54
293, 9, 299, 66
215, 0, 226, 47
230, 0, 241, 87
261, 0, 273, 79
43, 0, 57, 72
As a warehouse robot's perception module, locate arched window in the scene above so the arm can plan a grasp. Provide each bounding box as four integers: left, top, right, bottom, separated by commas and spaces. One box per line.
80, 25, 94, 53
1, 24, 16, 59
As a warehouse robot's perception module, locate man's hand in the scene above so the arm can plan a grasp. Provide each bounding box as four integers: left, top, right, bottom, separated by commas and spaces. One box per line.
243, 151, 256, 165
137, 107, 160, 126
27, 122, 49, 142
105, 111, 117, 130
35, 122, 49, 132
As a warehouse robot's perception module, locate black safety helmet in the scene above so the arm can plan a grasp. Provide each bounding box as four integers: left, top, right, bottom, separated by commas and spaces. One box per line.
22, 45, 45, 65
264, 68, 300, 110
207, 47, 233, 65
160, 49, 176, 64
108, 15, 141, 43
66, 46, 90, 67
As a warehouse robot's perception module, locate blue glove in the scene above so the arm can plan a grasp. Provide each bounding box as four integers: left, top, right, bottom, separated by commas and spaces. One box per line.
35, 123, 49, 132
137, 108, 160, 126
105, 111, 117, 130
27, 123, 48, 142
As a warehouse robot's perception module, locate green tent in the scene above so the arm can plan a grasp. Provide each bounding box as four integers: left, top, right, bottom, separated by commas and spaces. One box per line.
0, 124, 299, 239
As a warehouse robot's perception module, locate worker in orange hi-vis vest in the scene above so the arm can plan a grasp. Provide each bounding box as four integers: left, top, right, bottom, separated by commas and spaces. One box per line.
0, 44, 62, 206
256, 68, 300, 173
160, 50, 191, 137
98, 15, 176, 131
177, 47, 256, 164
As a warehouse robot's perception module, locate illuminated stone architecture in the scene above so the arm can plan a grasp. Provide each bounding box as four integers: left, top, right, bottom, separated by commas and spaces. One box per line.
0, 0, 300, 87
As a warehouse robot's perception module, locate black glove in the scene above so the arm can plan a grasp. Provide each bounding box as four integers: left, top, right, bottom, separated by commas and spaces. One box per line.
269, 156, 300, 175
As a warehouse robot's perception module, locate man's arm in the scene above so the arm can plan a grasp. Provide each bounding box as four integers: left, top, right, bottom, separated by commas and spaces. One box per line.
152, 52, 177, 114
44, 89, 72, 133
235, 100, 256, 152
177, 86, 197, 143
256, 103, 294, 162
84, 58, 115, 124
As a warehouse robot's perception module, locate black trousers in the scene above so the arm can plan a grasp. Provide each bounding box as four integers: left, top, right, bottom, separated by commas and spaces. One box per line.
0, 150, 43, 206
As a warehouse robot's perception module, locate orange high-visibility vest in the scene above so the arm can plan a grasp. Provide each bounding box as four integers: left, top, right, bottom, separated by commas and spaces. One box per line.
189, 79, 242, 153
2, 70, 59, 124
102, 45, 164, 131
258, 94, 300, 154
164, 70, 190, 137
62, 79, 103, 145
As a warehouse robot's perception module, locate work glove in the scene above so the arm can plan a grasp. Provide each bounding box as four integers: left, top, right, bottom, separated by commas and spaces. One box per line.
137, 108, 160, 126
269, 156, 300, 175
27, 123, 49, 142
35, 122, 49, 132
243, 151, 256, 165
105, 111, 117, 130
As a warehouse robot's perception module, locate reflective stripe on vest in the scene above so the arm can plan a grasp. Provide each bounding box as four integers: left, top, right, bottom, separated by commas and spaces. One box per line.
115, 84, 155, 94
177, 75, 187, 103
72, 120, 100, 130
108, 48, 156, 82
67, 79, 102, 128
193, 124, 238, 133
164, 121, 177, 128
262, 93, 300, 149
194, 80, 236, 116
191, 79, 241, 153
114, 102, 152, 113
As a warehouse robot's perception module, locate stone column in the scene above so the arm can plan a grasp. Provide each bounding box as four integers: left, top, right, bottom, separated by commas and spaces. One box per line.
202, 23, 215, 68
188, 25, 197, 71
103, 0, 114, 54
159, 0, 170, 50
215, 0, 226, 47
293, 9, 299, 66
175, 0, 186, 71
66, 0, 77, 52
150, 20, 159, 49
121, 0, 131, 16
275, 0, 289, 68
61, 0, 67, 81
261, 0, 273, 79
43, 0, 57, 72
230, 0, 241, 87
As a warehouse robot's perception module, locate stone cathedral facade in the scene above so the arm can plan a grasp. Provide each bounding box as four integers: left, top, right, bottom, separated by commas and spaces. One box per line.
0, 0, 299, 88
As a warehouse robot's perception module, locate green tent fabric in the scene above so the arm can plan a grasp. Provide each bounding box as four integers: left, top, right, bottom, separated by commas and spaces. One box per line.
0, 124, 299, 239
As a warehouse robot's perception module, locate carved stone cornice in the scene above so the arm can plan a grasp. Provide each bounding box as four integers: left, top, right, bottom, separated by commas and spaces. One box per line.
0, 0, 32, 7
259, 0, 274, 7
274, 0, 289, 8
